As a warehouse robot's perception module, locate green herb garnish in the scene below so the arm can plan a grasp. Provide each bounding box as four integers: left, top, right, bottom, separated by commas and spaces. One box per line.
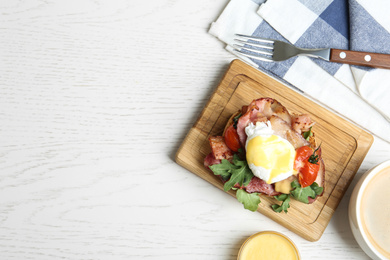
272, 181, 323, 212
308, 145, 321, 164
236, 189, 261, 212
209, 154, 253, 191
303, 127, 313, 140
290, 180, 323, 204
210, 154, 323, 213
209, 154, 254, 191
271, 194, 291, 213
209, 154, 258, 210
233, 113, 242, 129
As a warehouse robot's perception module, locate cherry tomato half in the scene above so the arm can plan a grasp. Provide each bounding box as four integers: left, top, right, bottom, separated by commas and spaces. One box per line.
294, 146, 320, 187
224, 124, 241, 152
294, 146, 312, 171
298, 159, 320, 187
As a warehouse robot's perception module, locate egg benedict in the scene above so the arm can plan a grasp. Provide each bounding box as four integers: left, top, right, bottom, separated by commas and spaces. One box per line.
245, 121, 296, 184
204, 97, 325, 212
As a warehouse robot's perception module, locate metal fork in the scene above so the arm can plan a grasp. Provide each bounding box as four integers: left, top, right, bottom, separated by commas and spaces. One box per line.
233, 34, 330, 62
233, 34, 390, 69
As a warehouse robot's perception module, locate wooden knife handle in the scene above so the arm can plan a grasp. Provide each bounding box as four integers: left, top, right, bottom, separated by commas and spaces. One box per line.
330, 49, 390, 69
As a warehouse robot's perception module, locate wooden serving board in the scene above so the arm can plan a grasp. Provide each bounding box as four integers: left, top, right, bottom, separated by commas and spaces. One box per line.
175, 59, 373, 242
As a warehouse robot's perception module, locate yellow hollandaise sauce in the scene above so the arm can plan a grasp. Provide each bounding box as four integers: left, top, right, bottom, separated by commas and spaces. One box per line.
238, 231, 300, 260
246, 135, 295, 184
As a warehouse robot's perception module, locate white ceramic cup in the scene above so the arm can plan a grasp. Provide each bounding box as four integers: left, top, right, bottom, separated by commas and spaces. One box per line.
349, 160, 390, 260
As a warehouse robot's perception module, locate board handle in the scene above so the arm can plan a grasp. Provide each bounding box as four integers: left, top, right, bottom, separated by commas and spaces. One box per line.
330, 49, 390, 69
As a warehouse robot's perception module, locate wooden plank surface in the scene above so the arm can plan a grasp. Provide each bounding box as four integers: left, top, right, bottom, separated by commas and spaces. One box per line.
176, 59, 373, 242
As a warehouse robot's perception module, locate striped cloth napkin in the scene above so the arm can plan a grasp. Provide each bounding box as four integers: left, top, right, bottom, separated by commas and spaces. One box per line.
209, 0, 390, 143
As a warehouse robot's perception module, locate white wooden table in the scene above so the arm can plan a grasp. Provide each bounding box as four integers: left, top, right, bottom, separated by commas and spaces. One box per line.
1, 0, 389, 259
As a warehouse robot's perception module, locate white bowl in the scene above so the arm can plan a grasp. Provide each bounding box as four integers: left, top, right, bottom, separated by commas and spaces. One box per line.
349, 160, 390, 260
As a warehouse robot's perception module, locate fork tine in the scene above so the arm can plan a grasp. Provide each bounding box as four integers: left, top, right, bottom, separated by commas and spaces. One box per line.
233, 44, 273, 56
235, 34, 274, 44
234, 34, 277, 62
234, 39, 273, 50
233, 49, 273, 62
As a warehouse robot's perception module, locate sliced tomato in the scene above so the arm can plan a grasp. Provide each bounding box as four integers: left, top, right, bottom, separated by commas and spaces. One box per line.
294, 146, 312, 171
224, 124, 241, 152
294, 146, 320, 187
298, 160, 320, 187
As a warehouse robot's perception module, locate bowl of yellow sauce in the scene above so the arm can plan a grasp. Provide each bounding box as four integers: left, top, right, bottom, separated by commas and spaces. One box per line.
237, 231, 300, 260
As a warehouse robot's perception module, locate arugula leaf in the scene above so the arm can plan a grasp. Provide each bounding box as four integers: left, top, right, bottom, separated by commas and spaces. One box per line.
209, 154, 254, 192
303, 127, 313, 141
233, 155, 253, 187
310, 182, 324, 196
271, 181, 323, 212
233, 113, 242, 129
209, 159, 236, 181
274, 193, 290, 201
290, 180, 322, 204
236, 189, 260, 212
210, 154, 323, 213
232, 154, 246, 167
272, 194, 291, 213
223, 161, 251, 191
209, 155, 259, 211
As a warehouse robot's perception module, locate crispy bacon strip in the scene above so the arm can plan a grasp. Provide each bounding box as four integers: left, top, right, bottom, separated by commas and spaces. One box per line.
236, 98, 292, 147
204, 152, 221, 169
269, 115, 309, 149
230, 177, 280, 196
244, 177, 280, 196
208, 136, 233, 161
291, 113, 315, 134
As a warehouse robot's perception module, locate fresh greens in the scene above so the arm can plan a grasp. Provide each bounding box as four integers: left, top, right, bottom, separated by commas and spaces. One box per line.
209, 154, 323, 213
236, 189, 261, 212
208, 159, 235, 182
303, 127, 313, 140
272, 180, 323, 212
290, 180, 323, 204
291, 180, 323, 204
271, 194, 291, 213
290, 180, 315, 203
309, 182, 324, 196
308, 145, 321, 164
209, 154, 258, 210
232, 113, 242, 129
209, 154, 253, 192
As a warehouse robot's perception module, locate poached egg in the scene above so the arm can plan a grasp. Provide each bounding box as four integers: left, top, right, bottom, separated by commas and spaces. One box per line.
245, 121, 296, 184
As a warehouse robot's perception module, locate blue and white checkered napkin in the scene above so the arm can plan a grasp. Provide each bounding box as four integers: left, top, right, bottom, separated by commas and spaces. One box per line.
209, 0, 390, 143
